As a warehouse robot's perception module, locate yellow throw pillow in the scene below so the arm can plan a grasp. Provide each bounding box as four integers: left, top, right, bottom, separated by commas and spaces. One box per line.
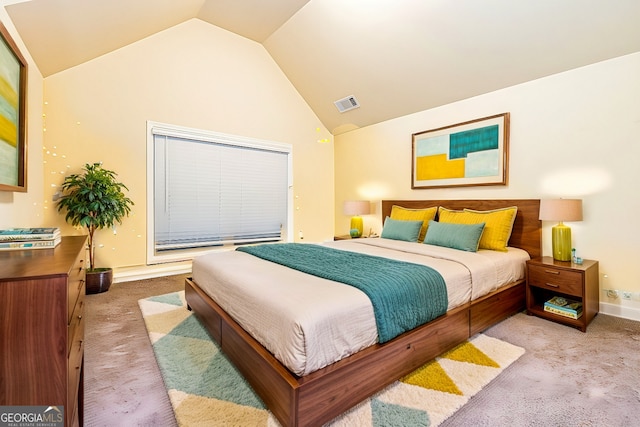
390, 205, 437, 242
438, 206, 518, 251
437, 207, 465, 222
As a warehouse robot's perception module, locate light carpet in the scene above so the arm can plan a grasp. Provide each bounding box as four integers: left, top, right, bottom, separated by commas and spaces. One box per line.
139, 291, 525, 426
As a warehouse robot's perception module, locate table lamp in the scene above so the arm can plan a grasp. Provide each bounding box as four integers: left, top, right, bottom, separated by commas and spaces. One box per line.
343, 200, 370, 238
539, 199, 583, 261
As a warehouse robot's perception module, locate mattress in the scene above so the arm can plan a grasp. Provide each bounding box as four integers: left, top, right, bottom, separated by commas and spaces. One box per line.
191, 238, 529, 376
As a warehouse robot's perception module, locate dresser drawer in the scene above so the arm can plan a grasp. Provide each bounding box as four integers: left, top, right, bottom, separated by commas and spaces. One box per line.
68, 284, 85, 354
67, 252, 86, 323
528, 264, 582, 296
67, 308, 84, 417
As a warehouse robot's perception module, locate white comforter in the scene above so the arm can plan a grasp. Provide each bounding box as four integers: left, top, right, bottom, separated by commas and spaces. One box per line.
191, 238, 529, 376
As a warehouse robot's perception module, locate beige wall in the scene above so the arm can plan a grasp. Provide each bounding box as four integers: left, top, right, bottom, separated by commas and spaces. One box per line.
41, 19, 334, 270
0, 12, 44, 227
335, 52, 640, 319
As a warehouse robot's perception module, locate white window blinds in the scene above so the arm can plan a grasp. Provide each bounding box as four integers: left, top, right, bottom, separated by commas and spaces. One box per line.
148, 122, 291, 262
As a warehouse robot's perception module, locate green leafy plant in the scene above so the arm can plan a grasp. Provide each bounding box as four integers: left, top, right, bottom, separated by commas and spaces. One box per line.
57, 163, 134, 270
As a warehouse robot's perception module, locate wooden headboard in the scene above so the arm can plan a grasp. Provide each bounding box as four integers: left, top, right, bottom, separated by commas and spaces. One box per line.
381, 199, 541, 259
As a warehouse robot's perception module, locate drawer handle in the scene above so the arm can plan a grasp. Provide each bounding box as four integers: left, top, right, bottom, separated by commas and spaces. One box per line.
545, 282, 560, 288
544, 269, 560, 275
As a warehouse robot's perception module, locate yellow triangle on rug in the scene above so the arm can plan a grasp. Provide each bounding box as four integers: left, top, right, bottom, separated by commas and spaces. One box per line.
139, 291, 525, 427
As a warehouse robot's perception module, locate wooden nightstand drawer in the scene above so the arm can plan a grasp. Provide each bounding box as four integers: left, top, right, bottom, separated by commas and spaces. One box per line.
527, 264, 582, 296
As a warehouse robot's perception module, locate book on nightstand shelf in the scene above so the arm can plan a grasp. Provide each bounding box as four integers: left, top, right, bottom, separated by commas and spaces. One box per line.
544, 296, 583, 320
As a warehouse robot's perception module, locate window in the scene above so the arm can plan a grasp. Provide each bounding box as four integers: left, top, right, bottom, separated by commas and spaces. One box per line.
147, 121, 292, 264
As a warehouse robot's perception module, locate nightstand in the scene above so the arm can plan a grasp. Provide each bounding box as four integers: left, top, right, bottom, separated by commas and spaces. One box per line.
334, 235, 369, 240
526, 257, 599, 332
334, 235, 353, 241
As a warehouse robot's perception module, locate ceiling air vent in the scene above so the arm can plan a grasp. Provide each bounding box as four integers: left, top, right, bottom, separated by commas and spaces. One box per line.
334, 95, 360, 113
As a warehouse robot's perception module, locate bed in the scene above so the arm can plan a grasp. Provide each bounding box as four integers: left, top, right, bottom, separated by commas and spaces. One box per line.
185, 199, 541, 426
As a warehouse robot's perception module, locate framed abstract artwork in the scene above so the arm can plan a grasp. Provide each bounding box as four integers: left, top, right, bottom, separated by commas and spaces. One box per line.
412, 113, 509, 189
0, 21, 27, 192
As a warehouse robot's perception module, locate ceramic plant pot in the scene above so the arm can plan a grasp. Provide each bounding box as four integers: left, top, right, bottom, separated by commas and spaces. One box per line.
86, 268, 113, 294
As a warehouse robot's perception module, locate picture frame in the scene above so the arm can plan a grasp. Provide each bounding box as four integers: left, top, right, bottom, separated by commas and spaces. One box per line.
0, 21, 27, 192
412, 113, 509, 189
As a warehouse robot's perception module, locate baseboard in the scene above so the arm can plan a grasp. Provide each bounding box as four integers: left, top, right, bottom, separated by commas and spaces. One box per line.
113, 261, 192, 283
599, 301, 640, 322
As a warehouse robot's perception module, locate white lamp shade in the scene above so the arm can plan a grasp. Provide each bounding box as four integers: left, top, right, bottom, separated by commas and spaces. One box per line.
343, 200, 370, 216
539, 199, 583, 222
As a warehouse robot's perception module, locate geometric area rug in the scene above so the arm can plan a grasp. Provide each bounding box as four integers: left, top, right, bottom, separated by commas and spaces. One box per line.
139, 291, 525, 427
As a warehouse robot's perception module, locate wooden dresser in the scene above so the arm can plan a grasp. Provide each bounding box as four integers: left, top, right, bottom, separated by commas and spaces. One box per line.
0, 235, 87, 427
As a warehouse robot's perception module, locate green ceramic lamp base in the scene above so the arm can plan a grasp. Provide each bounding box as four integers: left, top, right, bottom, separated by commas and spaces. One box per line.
552, 222, 572, 261
350, 216, 364, 238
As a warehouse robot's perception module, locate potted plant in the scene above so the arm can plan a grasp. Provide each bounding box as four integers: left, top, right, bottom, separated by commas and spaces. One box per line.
57, 162, 134, 294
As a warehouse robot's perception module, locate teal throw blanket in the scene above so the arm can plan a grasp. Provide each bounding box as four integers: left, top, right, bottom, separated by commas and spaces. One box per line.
236, 243, 448, 343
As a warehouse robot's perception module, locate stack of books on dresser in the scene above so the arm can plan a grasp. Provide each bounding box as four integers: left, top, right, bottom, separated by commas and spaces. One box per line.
544, 296, 583, 319
0, 228, 61, 250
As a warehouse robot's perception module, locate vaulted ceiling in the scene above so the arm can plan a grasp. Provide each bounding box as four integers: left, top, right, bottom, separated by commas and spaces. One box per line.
5, 0, 640, 134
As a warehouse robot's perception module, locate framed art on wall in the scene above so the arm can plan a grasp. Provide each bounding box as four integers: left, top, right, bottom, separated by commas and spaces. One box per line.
412, 113, 509, 189
0, 21, 27, 192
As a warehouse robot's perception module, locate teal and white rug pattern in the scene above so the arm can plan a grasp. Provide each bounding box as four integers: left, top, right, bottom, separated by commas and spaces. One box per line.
139, 291, 524, 426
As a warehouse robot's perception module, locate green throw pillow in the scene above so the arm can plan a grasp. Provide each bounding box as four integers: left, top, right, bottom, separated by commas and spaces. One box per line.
380, 217, 424, 242
424, 220, 486, 252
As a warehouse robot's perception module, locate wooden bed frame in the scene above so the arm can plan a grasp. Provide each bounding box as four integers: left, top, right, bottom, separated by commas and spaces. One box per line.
185, 199, 541, 427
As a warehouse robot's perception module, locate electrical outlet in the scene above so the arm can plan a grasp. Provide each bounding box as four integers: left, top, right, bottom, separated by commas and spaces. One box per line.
606, 289, 619, 299
622, 291, 632, 300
